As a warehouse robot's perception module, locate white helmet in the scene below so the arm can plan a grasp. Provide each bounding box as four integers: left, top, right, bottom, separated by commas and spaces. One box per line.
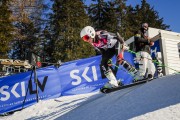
80, 26, 96, 39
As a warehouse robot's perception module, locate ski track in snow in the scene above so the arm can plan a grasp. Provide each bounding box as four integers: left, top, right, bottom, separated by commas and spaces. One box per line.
1, 74, 180, 120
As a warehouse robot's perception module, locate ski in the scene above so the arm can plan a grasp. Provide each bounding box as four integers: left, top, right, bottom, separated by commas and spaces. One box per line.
100, 78, 154, 93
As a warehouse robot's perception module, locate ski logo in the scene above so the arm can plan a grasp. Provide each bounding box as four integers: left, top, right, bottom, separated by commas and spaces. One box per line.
70, 66, 98, 86
0, 76, 48, 101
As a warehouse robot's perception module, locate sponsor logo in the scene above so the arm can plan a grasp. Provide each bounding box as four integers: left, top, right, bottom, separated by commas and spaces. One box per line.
0, 76, 48, 101
70, 66, 98, 85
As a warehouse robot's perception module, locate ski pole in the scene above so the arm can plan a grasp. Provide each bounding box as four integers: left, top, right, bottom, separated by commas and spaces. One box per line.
127, 50, 180, 74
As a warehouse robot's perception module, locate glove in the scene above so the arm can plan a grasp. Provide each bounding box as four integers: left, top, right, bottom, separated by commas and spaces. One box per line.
117, 52, 124, 64
150, 41, 154, 46
121, 43, 129, 51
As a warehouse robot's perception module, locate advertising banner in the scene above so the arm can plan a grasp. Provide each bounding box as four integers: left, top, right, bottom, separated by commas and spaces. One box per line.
150, 39, 163, 77
150, 39, 161, 58
0, 66, 61, 114
0, 52, 135, 114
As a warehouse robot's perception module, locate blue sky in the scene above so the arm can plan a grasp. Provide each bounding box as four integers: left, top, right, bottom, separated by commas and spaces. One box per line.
85, 0, 180, 33
126, 0, 180, 33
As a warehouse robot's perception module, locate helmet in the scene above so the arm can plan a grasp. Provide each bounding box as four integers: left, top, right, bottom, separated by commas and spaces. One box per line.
142, 23, 148, 30
80, 26, 95, 40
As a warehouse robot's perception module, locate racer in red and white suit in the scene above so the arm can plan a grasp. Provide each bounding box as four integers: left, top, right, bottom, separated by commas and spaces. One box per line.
80, 26, 128, 88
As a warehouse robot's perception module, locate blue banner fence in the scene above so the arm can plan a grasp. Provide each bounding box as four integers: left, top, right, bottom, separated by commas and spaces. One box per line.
0, 46, 159, 114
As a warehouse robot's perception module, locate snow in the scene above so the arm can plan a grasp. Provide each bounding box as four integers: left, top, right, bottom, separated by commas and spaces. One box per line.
1, 74, 180, 120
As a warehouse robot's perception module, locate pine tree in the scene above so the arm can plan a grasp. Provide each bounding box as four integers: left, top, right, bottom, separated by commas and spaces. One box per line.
122, 5, 138, 39
11, 22, 40, 60
10, 0, 45, 60
100, 0, 120, 32
88, 0, 127, 34
0, 0, 14, 58
88, 0, 109, 30
139, 0, 169, 29
113, 0, 128, 37
49, 0, 95, 62
127, 0, 169, 35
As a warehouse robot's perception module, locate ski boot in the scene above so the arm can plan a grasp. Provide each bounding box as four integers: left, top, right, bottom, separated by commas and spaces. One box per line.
100, 81, 118, 93
100, 79, 124, 93
100, 71, 120, 93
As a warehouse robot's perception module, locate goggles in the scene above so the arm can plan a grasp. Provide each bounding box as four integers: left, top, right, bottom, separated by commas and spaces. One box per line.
82, 35, 90, 41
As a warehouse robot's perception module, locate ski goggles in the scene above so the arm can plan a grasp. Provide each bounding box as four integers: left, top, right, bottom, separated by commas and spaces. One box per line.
82, 35, 90, 42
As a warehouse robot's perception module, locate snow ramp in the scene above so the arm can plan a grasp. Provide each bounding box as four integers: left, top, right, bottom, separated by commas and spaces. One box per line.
57, 74, 180, 120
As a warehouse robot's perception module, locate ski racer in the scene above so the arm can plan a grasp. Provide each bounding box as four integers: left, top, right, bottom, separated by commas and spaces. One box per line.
134, 23, 156, 79
80, 26, 129, 89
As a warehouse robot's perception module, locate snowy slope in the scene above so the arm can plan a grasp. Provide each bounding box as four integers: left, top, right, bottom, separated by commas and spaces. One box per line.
1, 74, 180, 120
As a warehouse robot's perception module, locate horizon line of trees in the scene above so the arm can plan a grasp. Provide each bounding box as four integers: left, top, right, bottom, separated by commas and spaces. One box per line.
0, 0, 170, 64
